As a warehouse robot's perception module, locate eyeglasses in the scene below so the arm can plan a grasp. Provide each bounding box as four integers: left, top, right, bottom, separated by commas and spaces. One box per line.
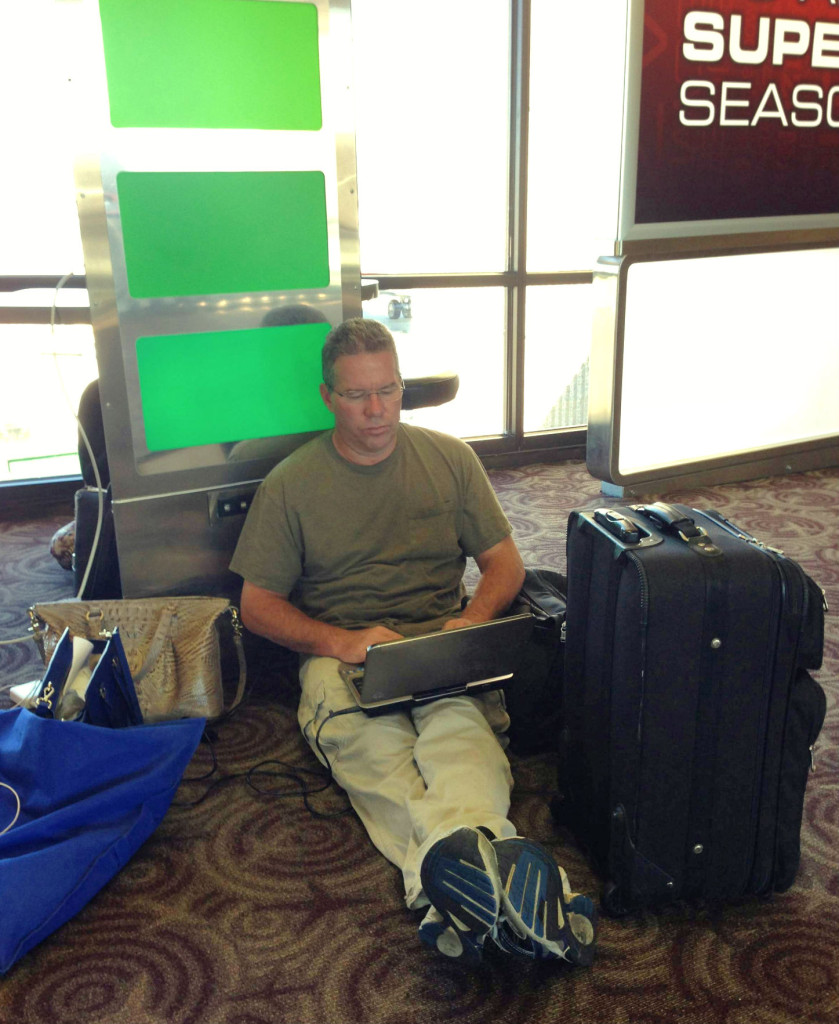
331, 381, 405, 404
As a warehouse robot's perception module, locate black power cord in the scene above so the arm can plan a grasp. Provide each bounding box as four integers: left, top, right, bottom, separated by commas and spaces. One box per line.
173, 707, 364, 819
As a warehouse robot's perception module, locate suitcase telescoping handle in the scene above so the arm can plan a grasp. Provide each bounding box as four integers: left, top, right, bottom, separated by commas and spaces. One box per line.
631, 503, 722, 556
594, 509, 642, 544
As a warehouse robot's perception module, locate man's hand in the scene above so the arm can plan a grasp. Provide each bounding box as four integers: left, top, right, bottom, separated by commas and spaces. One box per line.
441, 616, 478, 632
240, 581, 401, 662
334, 625, 403, 664
441, 536, 526, 631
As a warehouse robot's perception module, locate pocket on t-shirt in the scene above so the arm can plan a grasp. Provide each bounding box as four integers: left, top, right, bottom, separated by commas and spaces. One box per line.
407, 500, 459, 556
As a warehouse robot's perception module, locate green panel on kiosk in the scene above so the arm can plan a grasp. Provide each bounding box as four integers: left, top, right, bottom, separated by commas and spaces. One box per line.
118, 171, 330, 298
98, 0, 322, 130
136, 323, 333, 452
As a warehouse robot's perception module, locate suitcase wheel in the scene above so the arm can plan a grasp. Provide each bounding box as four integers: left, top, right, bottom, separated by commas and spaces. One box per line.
550, 793, 569, 824
600, 881, 632, 919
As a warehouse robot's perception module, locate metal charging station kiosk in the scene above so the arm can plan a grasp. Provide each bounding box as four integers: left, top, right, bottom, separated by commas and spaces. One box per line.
75, 0, 360, 597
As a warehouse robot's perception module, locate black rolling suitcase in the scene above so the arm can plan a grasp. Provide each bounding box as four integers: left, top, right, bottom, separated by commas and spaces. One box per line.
558, 502, 827, 916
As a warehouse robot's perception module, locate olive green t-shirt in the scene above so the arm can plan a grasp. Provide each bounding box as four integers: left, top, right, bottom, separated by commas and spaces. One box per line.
229, 424, 512, 635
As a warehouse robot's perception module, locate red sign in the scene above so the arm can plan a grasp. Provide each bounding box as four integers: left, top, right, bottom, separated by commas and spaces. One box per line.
635, 0, 839, 223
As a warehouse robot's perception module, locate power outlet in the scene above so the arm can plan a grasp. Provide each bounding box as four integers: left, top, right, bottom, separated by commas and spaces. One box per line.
208, 485, 259, 524
218, 494, 253, 517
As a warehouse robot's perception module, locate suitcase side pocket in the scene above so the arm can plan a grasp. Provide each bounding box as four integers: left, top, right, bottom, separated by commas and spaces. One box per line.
798, 574, 826, 672
773, 668, 827, 892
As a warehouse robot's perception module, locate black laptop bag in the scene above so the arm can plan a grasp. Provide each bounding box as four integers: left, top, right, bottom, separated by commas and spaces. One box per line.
505, 568, 567, 756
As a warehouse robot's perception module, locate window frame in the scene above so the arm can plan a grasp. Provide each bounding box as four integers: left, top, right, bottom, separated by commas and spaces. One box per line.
0, 275, 91, 509
1, 0, 595, 510
358, 0, 590, 467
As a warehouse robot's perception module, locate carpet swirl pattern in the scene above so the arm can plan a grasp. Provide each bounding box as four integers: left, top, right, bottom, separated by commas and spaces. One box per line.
0, 462, 836, 1024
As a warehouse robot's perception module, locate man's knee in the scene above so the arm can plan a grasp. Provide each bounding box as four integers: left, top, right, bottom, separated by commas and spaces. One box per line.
413, 692, 508, 737
298, 657, 418, 765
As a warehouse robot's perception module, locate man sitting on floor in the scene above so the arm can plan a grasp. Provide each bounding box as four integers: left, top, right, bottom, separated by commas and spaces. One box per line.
230, 317, 597, 965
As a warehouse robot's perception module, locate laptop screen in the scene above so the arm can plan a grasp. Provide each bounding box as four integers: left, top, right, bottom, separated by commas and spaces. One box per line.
343, 613, 533, 710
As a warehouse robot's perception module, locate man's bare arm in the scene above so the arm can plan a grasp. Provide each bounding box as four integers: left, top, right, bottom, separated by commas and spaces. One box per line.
442, 534, 526, 630
240, 580, 402, 663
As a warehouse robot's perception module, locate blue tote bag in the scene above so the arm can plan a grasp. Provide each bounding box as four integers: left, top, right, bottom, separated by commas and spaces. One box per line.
0, 706, 204, 974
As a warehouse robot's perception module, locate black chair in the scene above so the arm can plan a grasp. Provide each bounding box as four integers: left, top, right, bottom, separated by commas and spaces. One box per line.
401, 373, 459, 410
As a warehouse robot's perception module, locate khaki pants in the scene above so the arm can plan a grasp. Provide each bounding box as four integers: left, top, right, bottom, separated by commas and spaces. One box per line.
298, 656, 517, 908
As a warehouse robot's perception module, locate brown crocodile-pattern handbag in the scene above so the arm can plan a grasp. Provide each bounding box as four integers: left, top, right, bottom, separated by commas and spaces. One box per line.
29, 597, 246, 723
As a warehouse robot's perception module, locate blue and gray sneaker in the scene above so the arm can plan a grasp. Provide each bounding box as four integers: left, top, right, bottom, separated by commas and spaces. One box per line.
492, 837, 597, 965
418, 826, 502, 964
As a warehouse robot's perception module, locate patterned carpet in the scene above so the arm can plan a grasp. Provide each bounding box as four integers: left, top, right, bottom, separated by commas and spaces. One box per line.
0, 460, 837, 1024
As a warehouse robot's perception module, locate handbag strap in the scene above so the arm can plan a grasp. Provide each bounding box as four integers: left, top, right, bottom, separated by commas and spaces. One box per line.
133, 605, 178, 685
224, 606, 248, 718
0, 781, 21, 836
133, 603, 248, 719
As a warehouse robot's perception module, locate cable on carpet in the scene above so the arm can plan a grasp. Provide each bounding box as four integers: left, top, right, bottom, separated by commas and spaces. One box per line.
173, 708, 364, 819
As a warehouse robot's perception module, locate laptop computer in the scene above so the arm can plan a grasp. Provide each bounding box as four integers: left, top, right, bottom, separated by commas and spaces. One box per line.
339, 612, 534, 713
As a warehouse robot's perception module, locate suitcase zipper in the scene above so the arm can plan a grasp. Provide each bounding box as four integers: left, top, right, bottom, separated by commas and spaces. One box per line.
624, 551, 650, 745
623, 548, 651, 875
696, 509, 780, 552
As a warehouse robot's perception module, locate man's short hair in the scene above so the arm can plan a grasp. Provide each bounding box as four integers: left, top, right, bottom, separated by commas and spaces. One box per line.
322, 318, 401, 390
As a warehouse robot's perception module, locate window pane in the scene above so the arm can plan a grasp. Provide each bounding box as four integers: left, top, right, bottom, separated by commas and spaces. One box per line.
0, 322, 97, 482
352, 0, 510, 273
0, 2, 88, 274
363, 288, 506, 438
523, 284, 592, 433
527, 0, 626, 271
